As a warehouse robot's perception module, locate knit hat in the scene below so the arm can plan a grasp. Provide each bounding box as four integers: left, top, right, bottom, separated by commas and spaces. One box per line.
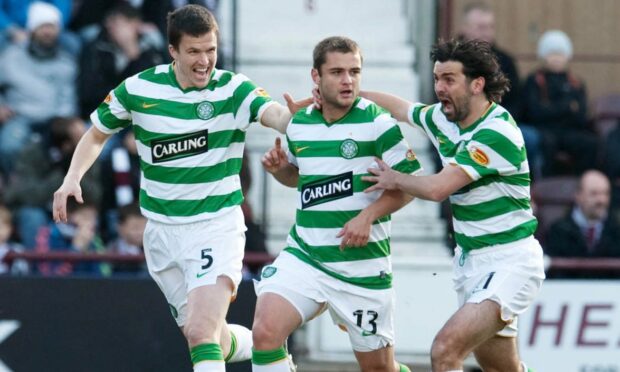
537, 30, 573, 59
27, 2, 62, 31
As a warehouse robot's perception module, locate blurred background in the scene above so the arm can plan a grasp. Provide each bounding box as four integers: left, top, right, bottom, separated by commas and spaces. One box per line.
1, 0, 619, 371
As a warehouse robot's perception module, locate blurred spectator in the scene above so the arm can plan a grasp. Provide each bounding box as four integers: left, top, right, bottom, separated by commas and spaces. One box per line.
78, 3, 165, 119
99, 130, 140, 241
36, 199, 108, 276
521, 30, 598, 177
459, 2, 521, 117
545, 170, 620, 278
0, 205, 28, 275
239, 150, 268, 276
3, 117, 101, 249
0, 1, 80, 54
602, 124, 620, 211
106, 202, 146, 275
0, 2, 77, 176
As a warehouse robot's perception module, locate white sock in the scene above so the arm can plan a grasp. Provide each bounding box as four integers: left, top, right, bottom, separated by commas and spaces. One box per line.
252, 358, 292, 372
194, 360, 225, 372
226, 324, 253, 363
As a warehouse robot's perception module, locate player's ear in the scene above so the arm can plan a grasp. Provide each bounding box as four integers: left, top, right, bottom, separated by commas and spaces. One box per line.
311, 68, 320, 85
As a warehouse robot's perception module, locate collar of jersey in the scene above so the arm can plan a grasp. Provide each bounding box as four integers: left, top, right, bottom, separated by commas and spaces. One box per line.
318, 96, 361, 126
457, 101, 497, 135
168, 63, 217, 93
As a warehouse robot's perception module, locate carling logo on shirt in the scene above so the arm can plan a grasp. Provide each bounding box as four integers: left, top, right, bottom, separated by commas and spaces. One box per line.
301, 172, 353, 209
151, 130, 208, 163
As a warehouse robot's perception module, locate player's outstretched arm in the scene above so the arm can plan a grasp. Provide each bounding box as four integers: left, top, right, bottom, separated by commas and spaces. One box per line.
363, 159, 472, 202
359, 91, 413, 123
53, 126, 112, 222
261, 137, 299, 188
260, 93, 313, 134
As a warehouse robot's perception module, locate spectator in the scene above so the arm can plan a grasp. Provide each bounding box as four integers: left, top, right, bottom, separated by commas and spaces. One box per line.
459, 2, 521, 117
545, 170, 620, 278
78, 3, 165, 119
3, 117, 101, 249
0, 2, 77, 176
0, 0, 79, 54
36, 199, 108, 276
0, 205, 28, 275
99, 129, 140, 241
521, 30, 599, 177
106, 202, 146, 275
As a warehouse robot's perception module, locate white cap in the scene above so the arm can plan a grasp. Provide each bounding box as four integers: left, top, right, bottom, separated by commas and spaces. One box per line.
27, 2, 62, 31
537, 30, 573, 59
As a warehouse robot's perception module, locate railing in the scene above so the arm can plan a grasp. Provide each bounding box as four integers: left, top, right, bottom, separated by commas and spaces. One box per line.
3, 250, 274, 272
4, 251, 620, 273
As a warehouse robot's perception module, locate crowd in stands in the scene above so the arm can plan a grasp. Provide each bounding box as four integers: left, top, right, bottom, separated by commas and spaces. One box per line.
0, 1, 619, 278
0, 0, 269, 277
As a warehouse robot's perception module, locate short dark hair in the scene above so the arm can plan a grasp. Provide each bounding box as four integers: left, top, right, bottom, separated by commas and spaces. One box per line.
167, 4, 219, 49
105, 2, 141, 21
312, 36, 362, 74
117, 203, 143, 225
50, 116, 82, 148
430, 38, 510, 103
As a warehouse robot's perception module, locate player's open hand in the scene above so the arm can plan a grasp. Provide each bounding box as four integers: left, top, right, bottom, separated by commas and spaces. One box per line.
283, 93, 313, 115
311, 86, 322, 110
261, 137, 289, 174
362, 158, 401, 193
52, 178, 83, 223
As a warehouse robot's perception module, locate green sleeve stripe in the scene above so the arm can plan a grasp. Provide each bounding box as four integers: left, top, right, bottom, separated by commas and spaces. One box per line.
290, 139, 376, 158
297, 174, 375, 192
96, 105, 131, 131
284, 247, 392, 289
454, 153, 500, 177
410, 104, 426, 128
133, 126, 245, 148
140, 157, 243, 184
376, 125, 404, 155
455, 219, 538, 251
249, 96, 271, 122
232, 80, 256, 116
296, 209, 390, 228
139, 189, 243, 217
452, 196, 531, 221
474, 128, 525, 168
392, 157, 422, 174
191, 343, 224, 364
251, 347, 288, 365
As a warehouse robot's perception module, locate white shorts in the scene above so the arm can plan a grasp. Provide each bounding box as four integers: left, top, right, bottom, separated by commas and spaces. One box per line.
255, 251, 395, 352
453, 236, 545, 337
143, 207, 246, 326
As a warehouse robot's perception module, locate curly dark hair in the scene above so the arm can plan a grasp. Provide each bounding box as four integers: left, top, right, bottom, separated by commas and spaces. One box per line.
430, 38, 510, 103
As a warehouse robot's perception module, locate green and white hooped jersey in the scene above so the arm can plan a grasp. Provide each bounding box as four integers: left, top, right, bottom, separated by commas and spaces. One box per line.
284, 97, 422, 290
408, 102, 537, 252
91, 65, 274, 224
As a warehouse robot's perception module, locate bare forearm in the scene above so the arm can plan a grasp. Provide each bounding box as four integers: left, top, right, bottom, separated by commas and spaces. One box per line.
359, 190, 414, 222
271, 164, 299, 188
360, 91, 412, 122
260, 103, 291, 134
65, 127, 110, 182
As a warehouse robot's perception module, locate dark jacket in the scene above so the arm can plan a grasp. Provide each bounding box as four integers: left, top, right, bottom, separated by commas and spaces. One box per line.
545, 211, 620, 278
492, 45, 521, 119
521, 69, 588, 131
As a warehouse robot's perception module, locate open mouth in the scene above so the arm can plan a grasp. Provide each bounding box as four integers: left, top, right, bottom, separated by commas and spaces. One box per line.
340, 89, 354, 98
193, 67, 209, 79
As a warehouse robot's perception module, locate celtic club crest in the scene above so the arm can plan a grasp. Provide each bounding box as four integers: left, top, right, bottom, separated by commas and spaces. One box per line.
340, 139, 359, 159
196, 101, 215, 120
